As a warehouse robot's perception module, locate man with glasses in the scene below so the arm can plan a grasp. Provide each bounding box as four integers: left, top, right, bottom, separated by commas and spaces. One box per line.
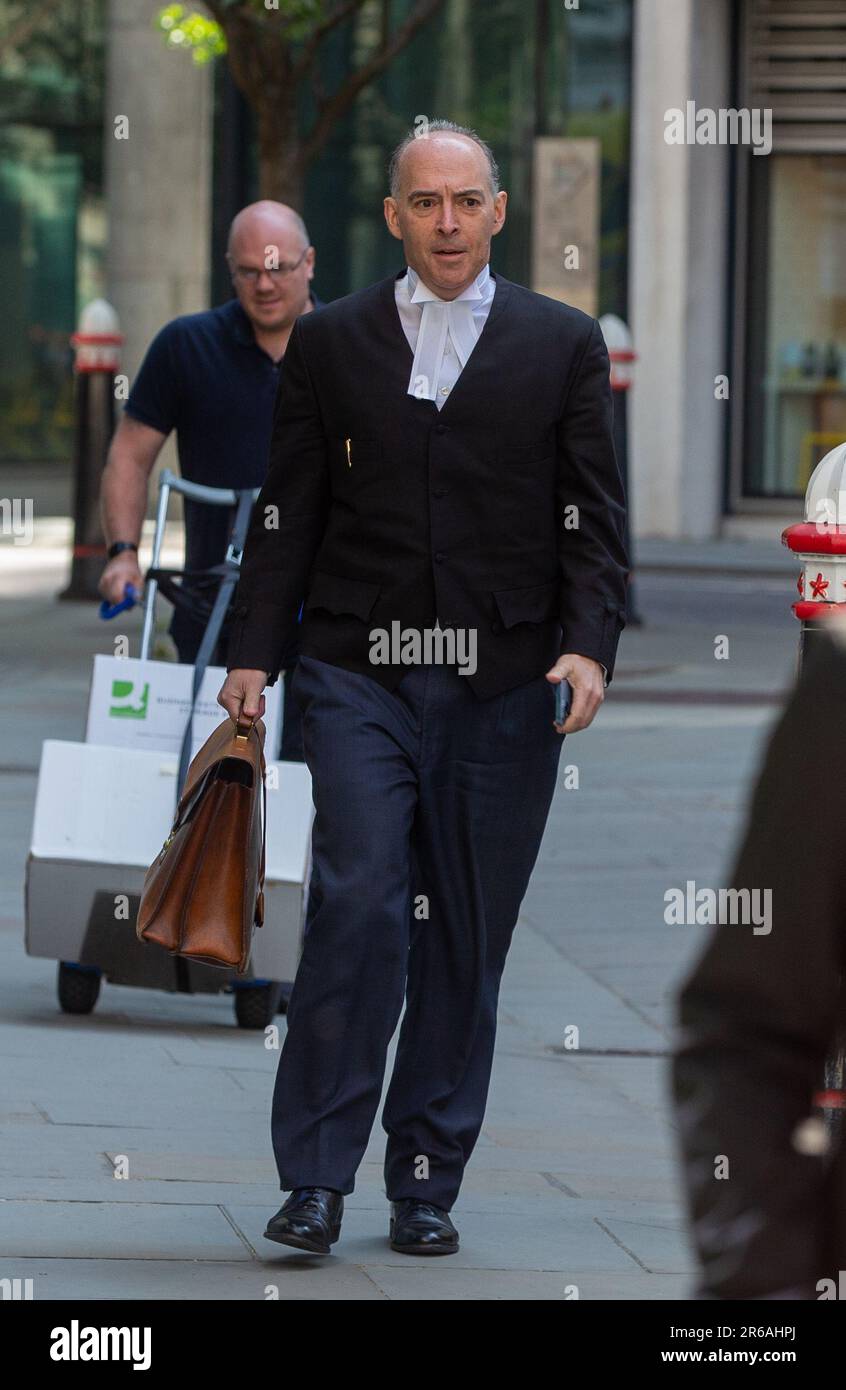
98, 200, 322, 760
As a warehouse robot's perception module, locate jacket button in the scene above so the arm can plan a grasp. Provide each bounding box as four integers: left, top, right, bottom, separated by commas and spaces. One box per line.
433, 488, 446, 498
435, 424, 447, 434
435, 552, 445, 563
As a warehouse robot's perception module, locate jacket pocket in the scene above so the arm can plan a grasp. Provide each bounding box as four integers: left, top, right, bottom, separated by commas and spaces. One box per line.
304, 569, 382, 621
492, 580, 560, 628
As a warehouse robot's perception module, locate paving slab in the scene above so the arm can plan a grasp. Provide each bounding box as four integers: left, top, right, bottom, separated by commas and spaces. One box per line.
0, 1258, 386, 1301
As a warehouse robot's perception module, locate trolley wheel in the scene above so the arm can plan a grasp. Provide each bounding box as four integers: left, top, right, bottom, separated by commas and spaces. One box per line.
233, 982, 281, 1030
57, 962, 101, 1015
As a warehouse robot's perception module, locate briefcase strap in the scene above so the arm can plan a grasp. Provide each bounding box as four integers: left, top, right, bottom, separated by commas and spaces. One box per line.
256, 758, 267, 926
235, 714, 267, 926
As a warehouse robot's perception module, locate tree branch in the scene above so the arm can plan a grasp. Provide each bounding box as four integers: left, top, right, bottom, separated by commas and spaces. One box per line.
310, 62, 328, 111
300, 0, 446, 163
0, 0, 63, 61
204, 2, 289, 109
200, 0, 228, 26
291, 0, 367, 84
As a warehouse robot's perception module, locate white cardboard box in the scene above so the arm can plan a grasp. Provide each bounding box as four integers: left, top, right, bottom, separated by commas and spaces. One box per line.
26, 740, 313, 986
85, 654, 282, 761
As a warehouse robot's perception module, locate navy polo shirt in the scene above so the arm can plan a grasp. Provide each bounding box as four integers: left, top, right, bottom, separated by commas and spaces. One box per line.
125, 294, 322, 575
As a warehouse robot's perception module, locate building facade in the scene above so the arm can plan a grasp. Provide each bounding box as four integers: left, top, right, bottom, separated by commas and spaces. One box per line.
630, 0, 846, 539
2, 0, 843, 540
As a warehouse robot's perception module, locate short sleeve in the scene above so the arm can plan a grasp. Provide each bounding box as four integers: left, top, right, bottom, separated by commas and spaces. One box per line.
124, 320, 181, 436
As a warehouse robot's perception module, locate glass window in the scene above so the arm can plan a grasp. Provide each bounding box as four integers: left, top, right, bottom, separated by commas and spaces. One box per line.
0, 0, 107, 462
743, 153, 846, 499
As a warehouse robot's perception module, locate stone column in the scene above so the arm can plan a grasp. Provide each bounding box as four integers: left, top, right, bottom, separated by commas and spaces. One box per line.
628, 0, 733, 539
103, 0, 213, 482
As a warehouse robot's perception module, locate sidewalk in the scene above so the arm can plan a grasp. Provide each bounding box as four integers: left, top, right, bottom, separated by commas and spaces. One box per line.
636, 535, 796, 577
0, 529, 795, 1299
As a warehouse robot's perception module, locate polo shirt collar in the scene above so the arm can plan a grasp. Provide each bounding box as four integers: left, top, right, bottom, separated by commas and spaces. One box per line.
221, 297, 256, 347
221, 293, 320, 349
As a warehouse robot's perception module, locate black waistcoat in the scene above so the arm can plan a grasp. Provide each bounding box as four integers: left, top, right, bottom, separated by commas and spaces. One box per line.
227, 269, 628, 700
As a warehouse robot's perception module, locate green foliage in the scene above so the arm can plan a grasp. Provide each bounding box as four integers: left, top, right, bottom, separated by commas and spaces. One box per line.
155, 1, 333, 62
156, 6, 226, 64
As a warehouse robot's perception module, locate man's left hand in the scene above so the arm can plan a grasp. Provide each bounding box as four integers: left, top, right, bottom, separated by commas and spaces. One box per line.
545, 653, 606, 734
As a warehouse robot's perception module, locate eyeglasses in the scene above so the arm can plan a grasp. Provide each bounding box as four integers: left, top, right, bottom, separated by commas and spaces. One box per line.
228, 248, 310, 283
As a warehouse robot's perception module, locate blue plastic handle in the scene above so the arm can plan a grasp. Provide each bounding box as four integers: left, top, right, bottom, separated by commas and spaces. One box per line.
99, 582, 138, 620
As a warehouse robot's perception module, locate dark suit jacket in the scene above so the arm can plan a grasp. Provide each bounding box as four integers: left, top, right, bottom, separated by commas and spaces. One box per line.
226, 268, 629, 699
672, 628, 846, 1299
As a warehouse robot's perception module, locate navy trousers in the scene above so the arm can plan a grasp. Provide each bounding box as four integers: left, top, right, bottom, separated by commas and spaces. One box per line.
272, 653, 564, 1210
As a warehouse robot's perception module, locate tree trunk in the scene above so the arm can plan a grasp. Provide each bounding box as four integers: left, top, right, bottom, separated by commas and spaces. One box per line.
255, 90, 304, 207
216, 15, 303, 208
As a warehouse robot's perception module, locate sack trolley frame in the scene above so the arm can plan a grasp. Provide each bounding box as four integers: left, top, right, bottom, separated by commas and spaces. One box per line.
36, 469, 296, 1030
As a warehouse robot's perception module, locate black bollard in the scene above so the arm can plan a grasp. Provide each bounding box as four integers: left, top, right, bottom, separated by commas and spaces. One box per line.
60, 302, 122, 601
611, 383, 642, 626
600, 314, 641, 627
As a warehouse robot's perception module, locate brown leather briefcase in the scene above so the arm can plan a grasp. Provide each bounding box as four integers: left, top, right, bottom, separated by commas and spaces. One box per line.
136, 715, 267, 974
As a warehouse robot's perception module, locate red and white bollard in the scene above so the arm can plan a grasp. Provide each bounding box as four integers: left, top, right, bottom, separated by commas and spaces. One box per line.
782, 441, 846, 656
60, 299, 123, 601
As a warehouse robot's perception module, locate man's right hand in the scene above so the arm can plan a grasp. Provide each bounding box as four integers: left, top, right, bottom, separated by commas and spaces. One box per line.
217, 669, 267, 724
99, 552, 144, 606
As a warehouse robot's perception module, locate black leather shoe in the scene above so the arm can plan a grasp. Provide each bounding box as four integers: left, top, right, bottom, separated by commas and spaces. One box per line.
389, 1199, 459, 1256
264, 1187, 343, 1254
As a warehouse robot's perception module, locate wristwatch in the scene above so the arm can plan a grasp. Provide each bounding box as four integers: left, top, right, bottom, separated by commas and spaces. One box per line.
107, 541, 138, 560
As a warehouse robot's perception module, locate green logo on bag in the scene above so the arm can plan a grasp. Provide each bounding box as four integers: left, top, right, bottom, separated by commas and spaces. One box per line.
109, 679, 150, 719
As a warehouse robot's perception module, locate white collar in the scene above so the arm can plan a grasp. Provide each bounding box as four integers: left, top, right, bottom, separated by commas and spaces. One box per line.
405, 262, 491, 305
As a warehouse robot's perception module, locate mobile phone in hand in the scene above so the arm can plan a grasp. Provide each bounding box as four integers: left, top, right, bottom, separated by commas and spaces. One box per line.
555, 679, 573, 725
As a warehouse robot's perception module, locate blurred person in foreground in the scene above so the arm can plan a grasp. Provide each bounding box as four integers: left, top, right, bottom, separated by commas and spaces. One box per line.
672, 619, 846, 1300
98, 200, 321, 760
